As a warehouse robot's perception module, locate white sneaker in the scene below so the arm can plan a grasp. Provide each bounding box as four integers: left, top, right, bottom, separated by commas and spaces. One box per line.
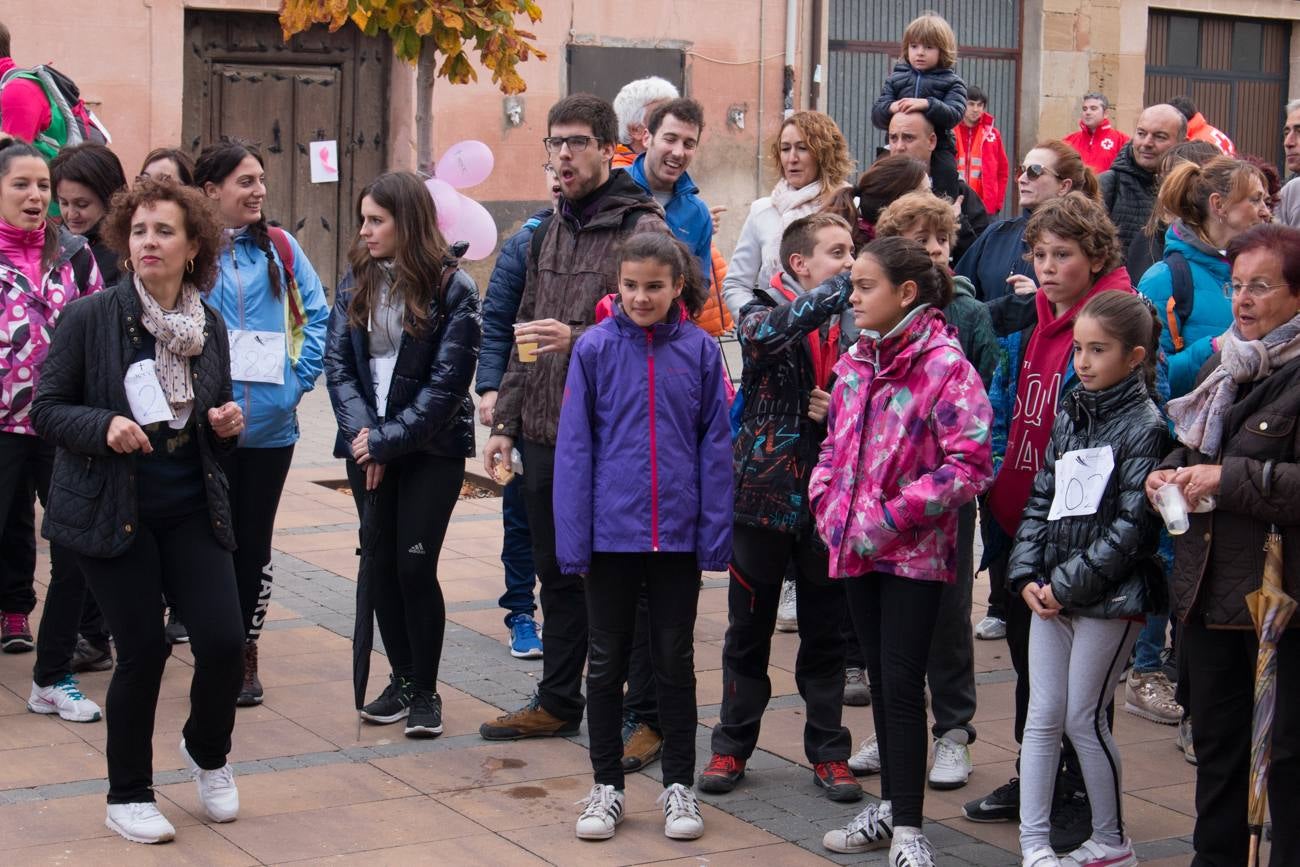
657, 782, 704, 840
1059, 837, 1137, 867
927, 729, 972, 790
889, 826, 936, 866
575, 783, 624, 840
848, 733, 881, 775
823, 799, 893, 853
105, 802, 176, 844
28, 676, 101, 722
1023, 846, 1062, 867
775, 579, 798, 632
180, 737, 239, 822
975, 616, 1006, 640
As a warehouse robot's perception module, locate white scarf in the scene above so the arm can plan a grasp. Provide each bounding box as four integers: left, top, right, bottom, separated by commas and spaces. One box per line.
134, 276, 205, 414
760, 179, 826, 278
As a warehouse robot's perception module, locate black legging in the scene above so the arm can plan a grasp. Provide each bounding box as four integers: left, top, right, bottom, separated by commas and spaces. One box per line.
220, 446, 294, 641
347, 453, 461, 692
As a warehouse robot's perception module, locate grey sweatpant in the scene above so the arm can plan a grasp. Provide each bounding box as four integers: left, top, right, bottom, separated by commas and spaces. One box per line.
1019, 611, 1139, 855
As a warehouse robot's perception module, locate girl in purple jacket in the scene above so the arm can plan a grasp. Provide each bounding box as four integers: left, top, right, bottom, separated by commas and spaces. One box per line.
554, 233, 732, 843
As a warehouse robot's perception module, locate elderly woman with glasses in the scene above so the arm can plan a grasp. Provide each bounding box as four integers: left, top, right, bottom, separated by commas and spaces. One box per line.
1145, 223, 1300, 867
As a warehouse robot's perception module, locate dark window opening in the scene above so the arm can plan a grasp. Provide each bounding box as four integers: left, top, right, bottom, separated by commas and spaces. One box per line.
1168, 16, 1201, 68
566, 46, 686, 104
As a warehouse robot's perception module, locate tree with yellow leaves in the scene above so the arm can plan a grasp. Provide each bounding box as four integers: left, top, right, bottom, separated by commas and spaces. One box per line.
279, 0, 546, 171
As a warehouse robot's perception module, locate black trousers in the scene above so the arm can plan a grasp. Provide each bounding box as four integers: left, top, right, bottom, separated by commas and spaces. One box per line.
220, 446, 294, 641
1183, 618, 1298, 867
711, 523, 849, 763
347, 453, 461, 693
622, 590, 660, 728
586, 552, 699, 789
81, 509, 244, 804
928, 502, 978, 740
846, 572, 944, 828
520, 440, 587, 722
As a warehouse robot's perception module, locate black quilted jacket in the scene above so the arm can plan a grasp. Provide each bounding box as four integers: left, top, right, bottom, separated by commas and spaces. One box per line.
31, 279, 237, 558
1007, 372, 1169, 619
1162, 354, 1300, 629
325, 267, 481, 463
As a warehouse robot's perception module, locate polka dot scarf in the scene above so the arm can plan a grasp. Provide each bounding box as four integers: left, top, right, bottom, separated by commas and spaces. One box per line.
133, 276, 205, 416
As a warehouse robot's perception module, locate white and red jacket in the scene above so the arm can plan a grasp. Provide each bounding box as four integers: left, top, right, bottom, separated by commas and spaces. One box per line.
1186, 112, 1236, 156
1064, 119, 1130, 174
955, 112, 1009, 215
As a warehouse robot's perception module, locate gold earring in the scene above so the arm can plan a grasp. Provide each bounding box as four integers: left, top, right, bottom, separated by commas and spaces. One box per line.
186, 259, 195, 274
124, 258, 135, 273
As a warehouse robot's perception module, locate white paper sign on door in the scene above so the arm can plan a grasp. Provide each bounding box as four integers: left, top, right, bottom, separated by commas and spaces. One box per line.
310, 140, 339, 184
1048, 446, 1115, 521
229, 329, 286, 385
370, 356, 398, 417
123, 359, 174, 426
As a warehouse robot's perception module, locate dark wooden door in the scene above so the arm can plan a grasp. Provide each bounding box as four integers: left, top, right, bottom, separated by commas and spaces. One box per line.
182, 11, 390, 291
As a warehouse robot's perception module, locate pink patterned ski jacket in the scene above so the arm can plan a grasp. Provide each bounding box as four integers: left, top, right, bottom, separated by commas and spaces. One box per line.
809, 306, 994, 583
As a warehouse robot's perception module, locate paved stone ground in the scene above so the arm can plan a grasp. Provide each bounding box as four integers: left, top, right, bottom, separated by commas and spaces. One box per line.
0, 387, 1209, 865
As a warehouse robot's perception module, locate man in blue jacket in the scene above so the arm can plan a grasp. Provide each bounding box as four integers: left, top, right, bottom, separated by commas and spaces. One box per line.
627, 98, 714, 288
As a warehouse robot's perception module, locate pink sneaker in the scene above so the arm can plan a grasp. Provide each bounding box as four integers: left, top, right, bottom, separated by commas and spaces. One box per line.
1059, 838, 1137, 867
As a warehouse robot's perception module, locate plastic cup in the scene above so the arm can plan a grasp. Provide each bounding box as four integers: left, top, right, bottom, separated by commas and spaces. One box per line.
517, 341, 538, 363
1153, 483, 1190, 535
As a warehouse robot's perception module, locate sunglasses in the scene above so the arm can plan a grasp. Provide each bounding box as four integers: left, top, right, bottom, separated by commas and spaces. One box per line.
1019, 163, 1061, 180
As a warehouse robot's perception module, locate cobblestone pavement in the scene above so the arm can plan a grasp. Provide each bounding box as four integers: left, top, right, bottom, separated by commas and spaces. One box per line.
0, 387, 1206, 864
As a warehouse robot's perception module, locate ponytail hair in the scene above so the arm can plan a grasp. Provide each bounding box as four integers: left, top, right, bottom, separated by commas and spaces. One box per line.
194, 140, 283, 299
614, 232, 708, 318
1035, 140, 1100, 201
1079, 290, 1162, 392
1156, 156, 1265, 249
860, 235, 953, 310
0, 137, 58, 270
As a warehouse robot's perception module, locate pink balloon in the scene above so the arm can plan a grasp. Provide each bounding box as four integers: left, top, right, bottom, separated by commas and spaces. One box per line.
424, 177, 461, 233
448, 194, 498, 261
435, 140, 494, 189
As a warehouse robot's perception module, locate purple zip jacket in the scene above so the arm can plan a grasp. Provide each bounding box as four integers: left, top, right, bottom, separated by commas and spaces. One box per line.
554, 301, 733, 575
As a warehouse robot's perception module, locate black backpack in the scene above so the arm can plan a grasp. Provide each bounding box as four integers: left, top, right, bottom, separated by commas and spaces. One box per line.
1162, 250, 1195, 353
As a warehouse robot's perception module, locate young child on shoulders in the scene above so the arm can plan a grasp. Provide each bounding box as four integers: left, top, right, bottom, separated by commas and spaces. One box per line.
1009, 291, 1168, 867
872, 11, 967, 200
554, 233, 732, 843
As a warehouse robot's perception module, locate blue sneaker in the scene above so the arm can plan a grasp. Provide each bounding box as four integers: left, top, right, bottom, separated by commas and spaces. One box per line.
507, 613, 543, 659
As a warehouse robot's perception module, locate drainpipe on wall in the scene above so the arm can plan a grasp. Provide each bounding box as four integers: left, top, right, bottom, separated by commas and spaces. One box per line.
783, 0, 797, 118
756, 1, 766, 197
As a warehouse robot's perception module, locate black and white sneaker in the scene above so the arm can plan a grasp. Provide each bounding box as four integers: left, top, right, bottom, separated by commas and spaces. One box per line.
575, 783, 625, 840
405, 689, 443, 738
963, 776, 1019, 822
359, 674, 412, 724
823, 800, 893, 853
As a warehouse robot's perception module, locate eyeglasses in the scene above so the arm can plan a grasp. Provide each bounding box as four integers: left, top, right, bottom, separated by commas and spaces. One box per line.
1224, 280, 1289, 299
1019, 163, 1060, 180
542, 135, 598, 154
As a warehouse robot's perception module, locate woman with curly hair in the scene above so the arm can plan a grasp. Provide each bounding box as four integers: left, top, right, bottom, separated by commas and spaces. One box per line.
722, 110, 854, 323
32, 178, 246, 844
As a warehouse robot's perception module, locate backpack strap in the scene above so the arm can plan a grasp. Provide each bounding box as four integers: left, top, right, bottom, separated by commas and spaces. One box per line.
70, 245, 95, 294
527, 206, 650, 265
1164, 250, 1194, 353
267, 226, 305, 329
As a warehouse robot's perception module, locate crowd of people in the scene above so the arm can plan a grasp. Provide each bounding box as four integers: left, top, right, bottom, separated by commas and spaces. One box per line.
1, 12, 1297, 867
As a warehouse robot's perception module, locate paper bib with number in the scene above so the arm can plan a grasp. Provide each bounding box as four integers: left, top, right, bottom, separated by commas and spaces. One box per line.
369, 356, 398, 417
123, 359, 175, 426
229, 329, 286, 384
1047, 445, 1115, 521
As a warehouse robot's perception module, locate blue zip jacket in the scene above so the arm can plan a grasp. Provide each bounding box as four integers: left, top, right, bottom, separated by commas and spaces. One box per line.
475, 208, 551, 395
954, 212, 1032, 302
1136, 221, 1232, 399
209, 228, 329, 448
627, 153, 714, 288
553, 302, 733, 575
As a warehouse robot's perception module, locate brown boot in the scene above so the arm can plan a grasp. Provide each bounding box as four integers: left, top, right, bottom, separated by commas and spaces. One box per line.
479, 695, 580, 740
620, 720, 663, 771
236, 641, 262, 707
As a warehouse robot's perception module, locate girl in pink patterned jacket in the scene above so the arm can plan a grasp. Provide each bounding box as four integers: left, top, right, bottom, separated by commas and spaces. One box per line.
811, 236, 993, 865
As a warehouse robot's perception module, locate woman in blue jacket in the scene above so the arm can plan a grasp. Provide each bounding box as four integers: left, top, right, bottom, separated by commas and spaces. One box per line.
325, 171, 480, 738
196, 142, 329, 706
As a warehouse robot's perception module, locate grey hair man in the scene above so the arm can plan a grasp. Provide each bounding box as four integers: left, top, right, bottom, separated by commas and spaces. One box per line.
612, 76, 680, 165
1277, 98, 1300, 227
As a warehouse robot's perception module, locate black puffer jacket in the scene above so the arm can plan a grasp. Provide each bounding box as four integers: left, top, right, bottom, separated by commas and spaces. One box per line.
1099, 144, 1158, 276
733, 271, 854, 534
871, 61, 967, 135
1007, 371, 1169, 619
325, 264, 480, 463
31, 279, 237, 558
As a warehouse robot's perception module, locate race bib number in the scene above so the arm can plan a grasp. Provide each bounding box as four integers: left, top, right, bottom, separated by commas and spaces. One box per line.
370, 356, 398, 417
123, 359, 174, 426
1048, 446, 1115, 521
229, 329, 286, 385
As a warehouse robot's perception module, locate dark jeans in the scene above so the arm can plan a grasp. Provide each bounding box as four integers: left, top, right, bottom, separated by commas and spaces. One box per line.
1184, 618, 1298, 867
846, 573, 944, 828
623, 591, 660, 729
979, 497, 1005, 621
347, 453, 461, 692
496, 474, 537, 622
81, 509, 244, 804
586, 552, 699, 789
929, 502, 978, 741
520, 440, 587, 722
843, 599, 864, 669
0, 433, 88, 686
711, 523, 849, 763
219, 446, 294, 641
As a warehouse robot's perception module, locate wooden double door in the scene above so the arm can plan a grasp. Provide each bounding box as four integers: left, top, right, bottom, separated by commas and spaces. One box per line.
182, 11, 390, 290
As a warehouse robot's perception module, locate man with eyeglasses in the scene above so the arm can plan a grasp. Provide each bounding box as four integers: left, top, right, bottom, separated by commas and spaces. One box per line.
480, 93, 669, 742
887, 112, 989, 261
1099, 103, 1186, 278
1276, 99, 1300, 228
